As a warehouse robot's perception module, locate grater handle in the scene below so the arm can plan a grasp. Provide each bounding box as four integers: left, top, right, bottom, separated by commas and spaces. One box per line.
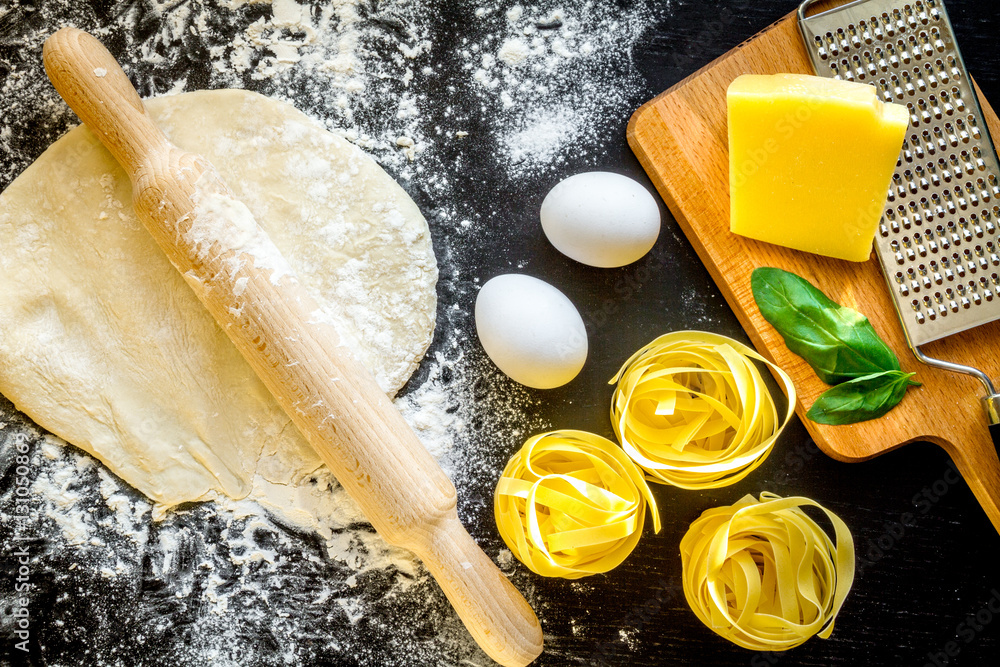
986, 396, 1000, 452
798, 0, 868, 21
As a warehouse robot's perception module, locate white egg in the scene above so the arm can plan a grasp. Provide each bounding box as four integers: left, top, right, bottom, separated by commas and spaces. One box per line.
475, 274, 588, 389
540, 171, 661, 268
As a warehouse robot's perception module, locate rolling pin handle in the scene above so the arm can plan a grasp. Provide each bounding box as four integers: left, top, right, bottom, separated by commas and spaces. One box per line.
42, 27, 169, 175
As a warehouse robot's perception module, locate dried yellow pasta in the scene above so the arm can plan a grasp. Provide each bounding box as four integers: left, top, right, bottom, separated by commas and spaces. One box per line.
494, 430, 660, 579
610, 331, 796, 489
681, 492, 855, 651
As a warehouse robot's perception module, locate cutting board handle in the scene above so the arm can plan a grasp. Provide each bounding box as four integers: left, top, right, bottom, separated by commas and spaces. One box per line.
942, 424, 1000, 532
43, 27, 543, 667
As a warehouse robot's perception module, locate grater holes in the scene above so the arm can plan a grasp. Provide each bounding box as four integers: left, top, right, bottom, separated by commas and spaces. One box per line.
836, 27, 850, 53
814, 35, 829, 61
869, 15, 886, 41
928, 0, 942, 22
914, 165, 930, 190
985, 207, 999, 235
851, 54, 866, 79
939, 121, 956, 147
889, 72, 905, 99
929, 26, 947, 52
932, 125, 948, 150
950, 251, 967, 277
966, 181, 981, 207
880, 12, 895, 38
962, 247, 977, 273
894, 36, 915, 65
977, 177, 992, 203
932, 58, 950, 84
952, 184, 970, 210
956, 283, 972, 309
914, 30, 935, 58
954, 117, 972, 143
940, 254, 956, 281
987, 240, 1000, 267
944, 287, 960, 312
942, 189, 957, 215
920, 96, 941, 121
920, 129, 935, 154
892, 173, 906, 199
929, 259, 944, 284
970, 280, 983, 305
897, 270, 910, 296
958, 217, 975, 241
861, 50, 878, 76
925, 161, 941, 186
951, 90, 967, 113
944, 154, 959, 181
965, 115, 981, 140
922, 62, 940, 88
878, 78, 894, 103
858, 19, 874, 45
946, 56, 962, 81
981, 276, 995, 302
932, 291, 948, 318
892, 8, 907, 33
937, 89, 954, 114
922, 294, 938, 319
896, 201, 919, 231
908, 2, 931, 27
847, 24, 862, 50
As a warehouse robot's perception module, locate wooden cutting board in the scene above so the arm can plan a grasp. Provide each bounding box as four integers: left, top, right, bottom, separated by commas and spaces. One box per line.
627, 8, 1000, 532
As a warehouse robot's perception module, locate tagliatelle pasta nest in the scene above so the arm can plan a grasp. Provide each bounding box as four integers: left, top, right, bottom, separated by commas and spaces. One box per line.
610, 331, 796, 489
494, 430, 660, 579
680, 492, 856, 651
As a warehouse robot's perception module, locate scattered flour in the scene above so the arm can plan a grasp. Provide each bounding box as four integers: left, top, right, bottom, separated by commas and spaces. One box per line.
0, 0, 666, 664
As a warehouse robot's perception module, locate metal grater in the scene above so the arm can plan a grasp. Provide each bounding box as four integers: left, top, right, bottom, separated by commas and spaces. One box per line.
799, 0, 1000, 437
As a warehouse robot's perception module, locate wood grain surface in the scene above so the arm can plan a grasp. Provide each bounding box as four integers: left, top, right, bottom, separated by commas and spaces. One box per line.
5, 2, 1000, 666
627, 10, 1000, 531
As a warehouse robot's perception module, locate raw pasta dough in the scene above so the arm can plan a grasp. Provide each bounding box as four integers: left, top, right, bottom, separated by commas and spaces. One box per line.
0, 90, 437, 526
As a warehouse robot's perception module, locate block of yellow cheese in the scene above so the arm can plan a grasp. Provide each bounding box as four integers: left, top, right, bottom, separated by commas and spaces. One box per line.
728, 73, 910, 262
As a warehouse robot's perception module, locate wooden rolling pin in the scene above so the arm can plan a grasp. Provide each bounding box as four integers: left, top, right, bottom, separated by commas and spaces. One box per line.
43, 27, 543, 667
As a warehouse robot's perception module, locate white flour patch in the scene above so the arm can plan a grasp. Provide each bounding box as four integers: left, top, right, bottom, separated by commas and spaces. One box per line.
0, 0, 667, 664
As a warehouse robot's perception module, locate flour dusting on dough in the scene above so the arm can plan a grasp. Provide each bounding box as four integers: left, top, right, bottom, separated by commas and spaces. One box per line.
188, 182, 294, 285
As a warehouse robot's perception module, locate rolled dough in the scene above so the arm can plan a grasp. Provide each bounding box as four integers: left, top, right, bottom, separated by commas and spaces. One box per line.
0, 89, 438, 527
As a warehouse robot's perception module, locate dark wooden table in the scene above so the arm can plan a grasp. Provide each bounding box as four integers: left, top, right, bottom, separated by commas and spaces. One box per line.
2, 1, 999, 665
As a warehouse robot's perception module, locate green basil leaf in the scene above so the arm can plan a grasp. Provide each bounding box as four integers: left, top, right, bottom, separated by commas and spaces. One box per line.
751, 267, 901, 385
806, 370, 919, 425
